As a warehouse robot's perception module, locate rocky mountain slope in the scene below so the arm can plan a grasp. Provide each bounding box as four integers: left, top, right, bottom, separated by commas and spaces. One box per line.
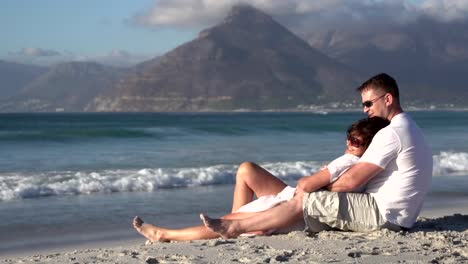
306, 18, 468, 105
1, 62, 122, 112
1, 5, 468, 112
0, 60, 47, 101
86, 5, 361, 112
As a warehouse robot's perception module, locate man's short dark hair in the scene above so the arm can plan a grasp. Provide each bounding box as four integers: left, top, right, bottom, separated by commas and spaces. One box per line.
357, 73, 400, 101
347, 117, 390, 148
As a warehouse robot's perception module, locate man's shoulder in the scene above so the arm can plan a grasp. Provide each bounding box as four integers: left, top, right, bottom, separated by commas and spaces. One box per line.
390, 112, 418, 128
387, 113, 421, 136
373, 125, 399, 141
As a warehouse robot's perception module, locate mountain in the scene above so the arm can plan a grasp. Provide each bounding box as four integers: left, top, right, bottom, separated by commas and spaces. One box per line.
306, 18, 468, 106
3, 6, 467, 112
0, 62, 122, 112
87, 5, 361, 112
0, 60, 47, 101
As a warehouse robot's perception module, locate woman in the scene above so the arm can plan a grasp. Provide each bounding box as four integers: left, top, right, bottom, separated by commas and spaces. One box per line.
133, 117, 390, 242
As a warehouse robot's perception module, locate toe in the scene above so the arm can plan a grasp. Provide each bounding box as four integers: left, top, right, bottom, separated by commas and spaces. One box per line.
133, 216, 143, 227
200, 213, 209, 226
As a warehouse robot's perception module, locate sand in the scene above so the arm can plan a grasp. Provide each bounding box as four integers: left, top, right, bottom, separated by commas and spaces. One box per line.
1, 213, 466, 264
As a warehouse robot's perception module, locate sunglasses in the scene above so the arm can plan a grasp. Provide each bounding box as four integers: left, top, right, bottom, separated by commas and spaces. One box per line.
347, 134, 364, 148
362, 93, 386, 108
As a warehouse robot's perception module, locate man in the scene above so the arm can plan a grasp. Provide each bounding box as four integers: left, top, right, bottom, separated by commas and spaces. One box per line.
201, 73, 433, 237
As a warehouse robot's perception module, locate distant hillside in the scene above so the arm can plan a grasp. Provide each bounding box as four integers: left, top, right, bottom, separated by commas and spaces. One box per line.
87, 5, 361, 112
0, 62, 122, 112
2, 6, 468, 112
0, 60, 47, 101
306, 18, 468, 106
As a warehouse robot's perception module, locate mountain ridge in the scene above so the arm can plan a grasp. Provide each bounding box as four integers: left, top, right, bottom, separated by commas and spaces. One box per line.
86, 4, 361, 112
1, 5, 468, 112
0, 60, 47, 101
1, 61, 122, 112
305, 18, 468, 105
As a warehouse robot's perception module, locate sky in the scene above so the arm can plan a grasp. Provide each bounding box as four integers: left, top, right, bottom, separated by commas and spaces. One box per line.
2, 0, 468, 67
1, 0, 196, 66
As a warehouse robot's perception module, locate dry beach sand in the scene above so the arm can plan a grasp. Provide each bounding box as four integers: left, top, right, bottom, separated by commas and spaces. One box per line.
1, 213, 467, 264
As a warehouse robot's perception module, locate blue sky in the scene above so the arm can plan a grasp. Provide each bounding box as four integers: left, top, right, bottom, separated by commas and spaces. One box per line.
1, 0, 194, 54
1, 0, 466, 66
1, 0, 196, 65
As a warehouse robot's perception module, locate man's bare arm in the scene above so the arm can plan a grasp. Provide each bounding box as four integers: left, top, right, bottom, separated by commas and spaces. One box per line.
327, 162, 383, 192
296, 169, 331, 193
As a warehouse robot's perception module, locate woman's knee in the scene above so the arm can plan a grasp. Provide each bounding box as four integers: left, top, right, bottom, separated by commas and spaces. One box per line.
236, 161, 259, 181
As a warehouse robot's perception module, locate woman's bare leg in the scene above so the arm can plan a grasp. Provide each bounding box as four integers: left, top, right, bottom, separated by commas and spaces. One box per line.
202, 192, 305, 239
132, 211, 268, 242
232, 161, 287, 213
132, 162, 287, 242
133, 216, 218, 242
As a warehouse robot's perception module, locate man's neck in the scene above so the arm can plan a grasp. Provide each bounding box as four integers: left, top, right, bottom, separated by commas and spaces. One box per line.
387, 106, 404, 121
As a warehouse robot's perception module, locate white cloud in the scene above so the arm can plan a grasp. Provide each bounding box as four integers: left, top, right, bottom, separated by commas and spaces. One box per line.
420, 0, 468, 22
10, 48, 61, 57
132, 0, 231, 28
4, 48, 65, 66
91, 49, 155, 67
4, 48, 155, 67
132, 0, 349, 28
131, 0, 468, 30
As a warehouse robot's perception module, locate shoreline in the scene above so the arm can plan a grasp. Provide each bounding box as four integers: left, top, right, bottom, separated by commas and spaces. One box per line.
1, 186, 467, 262
1, 107, 468, 114
1, 206, 467, 262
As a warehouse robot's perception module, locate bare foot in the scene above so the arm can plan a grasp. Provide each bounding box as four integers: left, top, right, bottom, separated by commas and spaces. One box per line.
132, 216, 169, 242
200, 213, 240, 239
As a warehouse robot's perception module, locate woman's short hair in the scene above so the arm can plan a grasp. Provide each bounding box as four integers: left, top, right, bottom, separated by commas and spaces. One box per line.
347, 117, 390, 148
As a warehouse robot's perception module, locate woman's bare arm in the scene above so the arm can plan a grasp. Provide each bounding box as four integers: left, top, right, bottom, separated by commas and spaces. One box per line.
296, 169, 332, 193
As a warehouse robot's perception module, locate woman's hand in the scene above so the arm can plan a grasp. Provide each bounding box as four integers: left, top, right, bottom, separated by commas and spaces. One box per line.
293, 186, 305, 197
295, 169, 331, 193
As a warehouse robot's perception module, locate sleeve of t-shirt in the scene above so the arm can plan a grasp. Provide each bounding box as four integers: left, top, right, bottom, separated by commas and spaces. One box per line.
359, 127, 401, 169
327, 154, 360, 183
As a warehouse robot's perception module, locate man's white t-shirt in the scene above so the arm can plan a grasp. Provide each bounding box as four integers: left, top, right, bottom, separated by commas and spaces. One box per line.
360, 113, 432, 228
328, 154, 360, 183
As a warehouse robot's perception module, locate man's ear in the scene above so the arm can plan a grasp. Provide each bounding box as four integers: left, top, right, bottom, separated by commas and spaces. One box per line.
385, 93, 393, 106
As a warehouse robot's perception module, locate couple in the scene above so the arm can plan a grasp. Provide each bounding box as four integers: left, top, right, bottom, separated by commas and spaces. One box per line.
133, 73, 433, 241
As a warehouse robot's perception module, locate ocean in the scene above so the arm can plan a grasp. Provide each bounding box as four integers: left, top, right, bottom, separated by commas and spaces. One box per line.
1, 111, 468, 254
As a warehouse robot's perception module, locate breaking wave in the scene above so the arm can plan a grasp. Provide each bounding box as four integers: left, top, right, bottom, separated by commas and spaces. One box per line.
432, 151, 468, 176
1, 152, 467, 201
0, 161, 322, 201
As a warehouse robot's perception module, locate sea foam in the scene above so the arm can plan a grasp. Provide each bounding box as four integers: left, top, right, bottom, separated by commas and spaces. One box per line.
0, 161, 322, 201
433, 151, 468, 176
1, 152, 467, 201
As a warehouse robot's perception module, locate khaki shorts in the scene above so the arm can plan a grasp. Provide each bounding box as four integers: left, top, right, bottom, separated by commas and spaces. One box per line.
302, 190, 401, 232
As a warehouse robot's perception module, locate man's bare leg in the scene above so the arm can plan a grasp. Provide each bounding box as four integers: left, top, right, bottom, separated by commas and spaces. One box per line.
202, 192, 304, 239
132, 211, 268, 242
232, 161, 287, 213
